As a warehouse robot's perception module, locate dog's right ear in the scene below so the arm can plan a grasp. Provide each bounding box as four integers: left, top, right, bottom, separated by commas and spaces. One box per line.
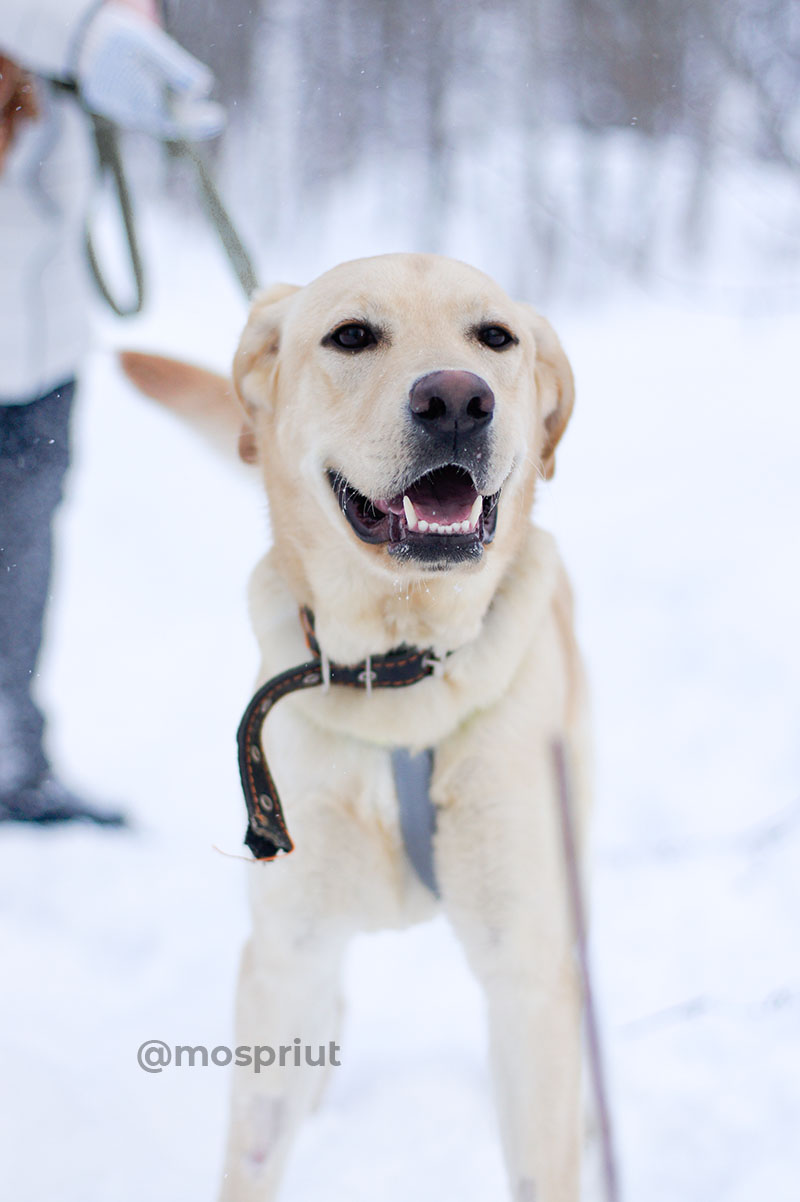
233, 282, 301, 415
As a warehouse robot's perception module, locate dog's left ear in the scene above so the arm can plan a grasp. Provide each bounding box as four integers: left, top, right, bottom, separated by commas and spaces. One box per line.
521, 306, 575, 480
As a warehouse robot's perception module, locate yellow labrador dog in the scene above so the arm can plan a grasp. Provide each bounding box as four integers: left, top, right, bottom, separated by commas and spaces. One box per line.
123, 253, 590, 1202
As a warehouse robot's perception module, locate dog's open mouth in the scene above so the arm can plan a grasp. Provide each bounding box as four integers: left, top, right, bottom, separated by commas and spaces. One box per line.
327, 465, 500, 564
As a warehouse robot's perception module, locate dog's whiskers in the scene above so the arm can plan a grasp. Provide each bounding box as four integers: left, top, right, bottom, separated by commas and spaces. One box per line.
522, 450, 548, 485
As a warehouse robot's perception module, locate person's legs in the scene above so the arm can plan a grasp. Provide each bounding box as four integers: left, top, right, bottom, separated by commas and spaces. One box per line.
0, 382, 124, 824
0, 382, 73, 790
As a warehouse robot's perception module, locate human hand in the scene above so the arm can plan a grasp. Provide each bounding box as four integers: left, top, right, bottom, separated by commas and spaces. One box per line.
0, 55, 39, 169
76, 2, 225, 141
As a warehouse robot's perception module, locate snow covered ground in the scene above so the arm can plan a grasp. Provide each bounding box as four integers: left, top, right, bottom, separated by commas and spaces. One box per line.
1, 210, 798, 1202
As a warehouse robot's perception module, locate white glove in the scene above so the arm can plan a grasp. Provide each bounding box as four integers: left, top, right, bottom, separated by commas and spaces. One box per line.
76, 3, 225, 141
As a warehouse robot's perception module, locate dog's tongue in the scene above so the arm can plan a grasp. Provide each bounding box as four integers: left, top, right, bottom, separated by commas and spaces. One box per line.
407, 472, 479, 524
377, 471, 479, 525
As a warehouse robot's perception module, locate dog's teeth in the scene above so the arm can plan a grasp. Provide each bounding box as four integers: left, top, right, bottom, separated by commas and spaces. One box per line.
411, 517, 479, 536
468, 496, 483, 530
403, 495, 419, 531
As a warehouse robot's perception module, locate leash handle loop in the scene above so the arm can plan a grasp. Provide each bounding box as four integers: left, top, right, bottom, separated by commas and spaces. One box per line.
60, 79, 258, 312
86, 113, 146, 317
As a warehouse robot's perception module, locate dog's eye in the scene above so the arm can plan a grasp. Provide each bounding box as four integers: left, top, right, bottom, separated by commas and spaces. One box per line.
477, 325, 515, 350
328, 323, 377, 351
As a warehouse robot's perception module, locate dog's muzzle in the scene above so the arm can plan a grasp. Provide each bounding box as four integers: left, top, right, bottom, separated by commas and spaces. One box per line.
327, 372, 505, 568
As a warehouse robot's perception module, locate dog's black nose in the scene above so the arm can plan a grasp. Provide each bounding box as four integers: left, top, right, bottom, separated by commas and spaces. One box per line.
409, 371, 495, 441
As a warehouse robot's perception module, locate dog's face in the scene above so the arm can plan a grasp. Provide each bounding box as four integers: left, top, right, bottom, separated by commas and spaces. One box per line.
234, 254, 573, 578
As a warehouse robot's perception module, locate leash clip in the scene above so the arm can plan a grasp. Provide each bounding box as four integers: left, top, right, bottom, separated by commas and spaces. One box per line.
357, 656, 375, 695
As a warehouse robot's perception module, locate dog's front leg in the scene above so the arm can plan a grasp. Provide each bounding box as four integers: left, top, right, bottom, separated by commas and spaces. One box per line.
435, 736, 585, 1202
480, 953, 581, 1202
218, 912, 346, 1202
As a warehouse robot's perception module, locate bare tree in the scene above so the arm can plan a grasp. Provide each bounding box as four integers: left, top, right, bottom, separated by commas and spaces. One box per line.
155, 0, 800, 291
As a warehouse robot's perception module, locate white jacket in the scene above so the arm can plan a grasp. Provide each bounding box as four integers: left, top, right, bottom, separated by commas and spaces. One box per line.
0, 0, 100, 403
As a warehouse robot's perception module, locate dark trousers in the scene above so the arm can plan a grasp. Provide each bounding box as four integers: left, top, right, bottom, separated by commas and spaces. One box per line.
0, 381, 75, 795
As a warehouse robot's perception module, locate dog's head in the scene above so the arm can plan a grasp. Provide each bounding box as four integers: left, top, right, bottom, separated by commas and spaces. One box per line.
234, 254, 573, 578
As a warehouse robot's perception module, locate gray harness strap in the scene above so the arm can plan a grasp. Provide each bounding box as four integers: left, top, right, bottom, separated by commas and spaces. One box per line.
391, 748, 440, 897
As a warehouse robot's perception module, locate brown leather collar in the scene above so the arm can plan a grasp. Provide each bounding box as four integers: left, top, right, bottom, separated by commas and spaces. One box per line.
238, 607, 446, 860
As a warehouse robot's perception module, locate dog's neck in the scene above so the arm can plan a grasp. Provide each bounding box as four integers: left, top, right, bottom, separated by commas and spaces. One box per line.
302, 554, 504, 665
246, 525, 561, 750
265, 521, 544, 668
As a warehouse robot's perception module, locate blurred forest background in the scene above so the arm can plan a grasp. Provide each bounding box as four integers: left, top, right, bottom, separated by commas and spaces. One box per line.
150, 0, 800, 302
4, 7, 799, 1201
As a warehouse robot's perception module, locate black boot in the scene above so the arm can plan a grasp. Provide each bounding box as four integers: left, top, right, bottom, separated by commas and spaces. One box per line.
0, 775, 127, 826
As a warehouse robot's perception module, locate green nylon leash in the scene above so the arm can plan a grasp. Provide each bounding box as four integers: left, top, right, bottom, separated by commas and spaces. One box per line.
169, 135, 259, 300
85, 114, 146, 317
71, 87, 259, 313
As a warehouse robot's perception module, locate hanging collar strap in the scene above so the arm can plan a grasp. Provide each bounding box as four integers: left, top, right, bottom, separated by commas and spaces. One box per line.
238, 607, 445, 860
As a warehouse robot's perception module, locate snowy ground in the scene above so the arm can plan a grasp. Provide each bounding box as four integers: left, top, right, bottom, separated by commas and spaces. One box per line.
1, 211, 798, 1202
